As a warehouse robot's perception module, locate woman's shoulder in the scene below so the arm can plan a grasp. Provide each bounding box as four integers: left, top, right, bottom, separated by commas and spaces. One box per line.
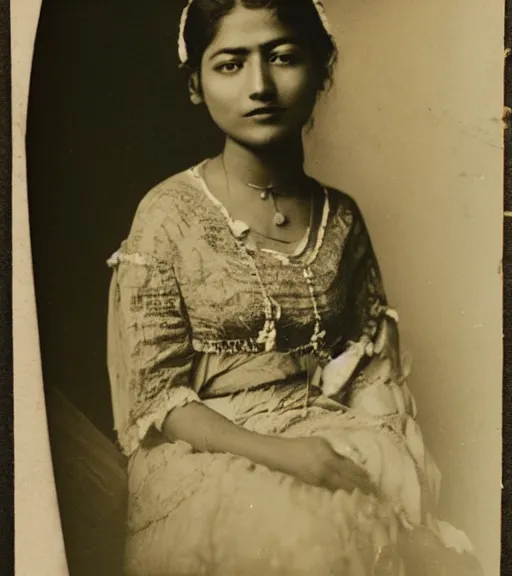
134, 163, 206, 223
113, 162, 208, 259
316, 181, 366, 227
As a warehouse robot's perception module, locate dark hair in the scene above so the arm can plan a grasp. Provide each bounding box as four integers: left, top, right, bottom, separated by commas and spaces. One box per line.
182, 0, 337, 91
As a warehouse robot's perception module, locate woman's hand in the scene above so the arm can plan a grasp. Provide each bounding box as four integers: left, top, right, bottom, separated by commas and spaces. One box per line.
279, 436, 375, 495
163, 403, 375, 495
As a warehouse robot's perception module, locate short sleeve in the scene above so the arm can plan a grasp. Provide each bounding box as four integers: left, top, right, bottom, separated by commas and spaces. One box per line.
107, 213, 199, 457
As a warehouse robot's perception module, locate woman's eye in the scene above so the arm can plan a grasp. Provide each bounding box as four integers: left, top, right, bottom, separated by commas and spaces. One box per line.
270, 53, 299, 66
216, 61, 243, 74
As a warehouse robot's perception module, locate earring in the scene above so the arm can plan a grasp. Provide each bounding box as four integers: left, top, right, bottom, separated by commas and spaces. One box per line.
190, 92, 203, 105
188, 73, 203, 105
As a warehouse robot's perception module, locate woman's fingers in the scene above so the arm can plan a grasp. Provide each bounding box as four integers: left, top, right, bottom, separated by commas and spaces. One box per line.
328, 454, 375, 494
330, 452, 367, 478
327, 470, 372, 495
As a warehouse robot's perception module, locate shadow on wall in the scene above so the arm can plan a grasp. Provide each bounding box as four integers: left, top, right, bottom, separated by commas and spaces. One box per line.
26, 0, 223, 438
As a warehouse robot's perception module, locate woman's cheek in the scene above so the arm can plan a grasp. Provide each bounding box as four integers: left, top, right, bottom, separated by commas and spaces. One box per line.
204, 85, 238, 120
207, 103, 238, 134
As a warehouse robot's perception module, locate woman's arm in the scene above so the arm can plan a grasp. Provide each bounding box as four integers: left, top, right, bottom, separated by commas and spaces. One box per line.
163, 401, 284, 464
162, 401, 374, 494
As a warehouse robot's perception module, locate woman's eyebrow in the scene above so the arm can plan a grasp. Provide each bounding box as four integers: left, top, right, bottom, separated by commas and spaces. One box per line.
209, 47, 249, 60
209, 36, 301, 61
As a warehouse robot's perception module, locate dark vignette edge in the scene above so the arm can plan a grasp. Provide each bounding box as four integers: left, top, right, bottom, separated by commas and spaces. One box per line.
0, 0, 13, 573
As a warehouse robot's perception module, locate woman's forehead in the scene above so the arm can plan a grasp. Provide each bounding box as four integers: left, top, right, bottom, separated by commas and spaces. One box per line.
204, 5, 301, 57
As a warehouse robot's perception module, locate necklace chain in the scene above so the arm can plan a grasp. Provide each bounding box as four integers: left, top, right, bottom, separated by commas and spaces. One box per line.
247, 182, 274, 192
222, 155, 289, 228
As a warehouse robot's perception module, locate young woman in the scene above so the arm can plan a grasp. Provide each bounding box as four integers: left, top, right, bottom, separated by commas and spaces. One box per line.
107, 1, 484, 574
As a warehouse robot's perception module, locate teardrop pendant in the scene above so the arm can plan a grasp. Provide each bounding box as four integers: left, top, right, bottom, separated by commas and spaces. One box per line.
273, 211, 288, 227
260, 190, 269, 200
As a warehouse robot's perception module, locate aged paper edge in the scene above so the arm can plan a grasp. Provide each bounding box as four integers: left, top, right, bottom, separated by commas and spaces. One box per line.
12, 0, 69, 573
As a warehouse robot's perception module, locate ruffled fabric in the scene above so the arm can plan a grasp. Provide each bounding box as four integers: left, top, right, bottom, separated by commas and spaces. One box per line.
126, 449, 399, 576
124, 404, 482, 576
121, 331, 481, 575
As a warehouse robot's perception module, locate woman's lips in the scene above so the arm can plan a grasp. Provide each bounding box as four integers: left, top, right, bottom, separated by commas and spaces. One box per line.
244, 106, 285, 118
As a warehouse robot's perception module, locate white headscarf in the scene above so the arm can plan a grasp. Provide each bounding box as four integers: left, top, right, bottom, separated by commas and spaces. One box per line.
177, 0, 334, 66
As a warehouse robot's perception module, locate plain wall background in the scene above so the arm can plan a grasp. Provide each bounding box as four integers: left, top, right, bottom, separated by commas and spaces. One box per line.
305, 1, 503, 574
27, 1, 503, 575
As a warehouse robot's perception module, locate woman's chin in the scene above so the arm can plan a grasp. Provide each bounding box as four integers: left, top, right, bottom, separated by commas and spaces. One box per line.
227, 126, 304, 151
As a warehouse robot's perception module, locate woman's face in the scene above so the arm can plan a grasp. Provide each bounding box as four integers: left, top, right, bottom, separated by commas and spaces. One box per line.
197, 4, 321, 149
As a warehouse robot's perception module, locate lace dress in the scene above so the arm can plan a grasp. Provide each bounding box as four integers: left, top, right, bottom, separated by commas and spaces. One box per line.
106, 162, 483, 575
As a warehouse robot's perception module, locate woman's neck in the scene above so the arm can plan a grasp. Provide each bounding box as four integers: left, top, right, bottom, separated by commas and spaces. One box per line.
221, 137, 307, 192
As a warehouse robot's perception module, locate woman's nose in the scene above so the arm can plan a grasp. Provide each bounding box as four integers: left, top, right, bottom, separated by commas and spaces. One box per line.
248, 57, 276, 101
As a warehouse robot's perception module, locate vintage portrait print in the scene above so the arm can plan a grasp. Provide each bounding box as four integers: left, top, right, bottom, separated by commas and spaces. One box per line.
13, 0, 504, 575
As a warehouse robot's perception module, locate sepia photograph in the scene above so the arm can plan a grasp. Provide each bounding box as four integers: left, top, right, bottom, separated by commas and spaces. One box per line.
13, 0, 503, 574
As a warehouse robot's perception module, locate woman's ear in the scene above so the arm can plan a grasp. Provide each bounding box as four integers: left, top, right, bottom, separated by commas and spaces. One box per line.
188, 73, 203, 105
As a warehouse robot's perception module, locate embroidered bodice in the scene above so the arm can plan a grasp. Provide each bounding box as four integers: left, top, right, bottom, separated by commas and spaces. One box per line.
107, 165, 388, 455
